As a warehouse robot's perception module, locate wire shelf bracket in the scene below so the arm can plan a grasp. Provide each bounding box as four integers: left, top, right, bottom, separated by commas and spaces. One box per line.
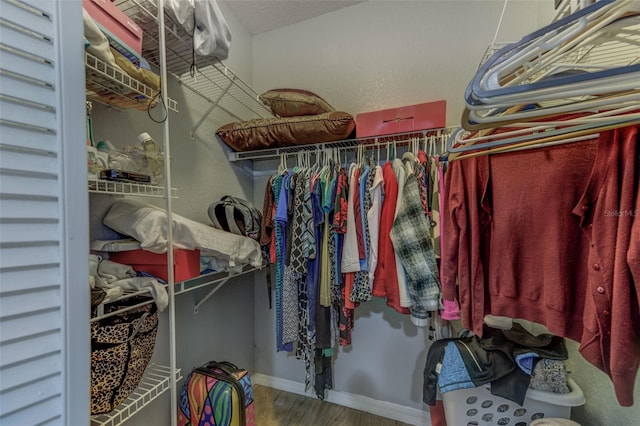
174, 264, 265, 314
180, 62, 273, 139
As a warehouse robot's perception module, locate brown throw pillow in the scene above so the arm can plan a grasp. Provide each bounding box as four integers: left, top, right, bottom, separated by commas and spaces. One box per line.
216, 111, 355, 152
260, 88, 336, 117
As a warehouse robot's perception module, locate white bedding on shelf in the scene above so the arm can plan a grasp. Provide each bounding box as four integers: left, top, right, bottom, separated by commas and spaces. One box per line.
103, 199, 262, 272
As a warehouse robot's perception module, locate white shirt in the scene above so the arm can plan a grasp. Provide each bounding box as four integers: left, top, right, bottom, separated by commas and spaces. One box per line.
341, 163, 362, 273
367, 166, 384, 289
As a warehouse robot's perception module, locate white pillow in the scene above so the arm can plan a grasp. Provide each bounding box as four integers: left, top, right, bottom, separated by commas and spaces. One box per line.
102, 199, 262, 271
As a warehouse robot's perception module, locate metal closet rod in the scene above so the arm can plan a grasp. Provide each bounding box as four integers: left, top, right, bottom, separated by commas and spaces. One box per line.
226, 126, 457, 162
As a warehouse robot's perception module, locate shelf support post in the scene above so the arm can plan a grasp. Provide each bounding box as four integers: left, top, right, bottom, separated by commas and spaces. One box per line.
155, 2, 178, 425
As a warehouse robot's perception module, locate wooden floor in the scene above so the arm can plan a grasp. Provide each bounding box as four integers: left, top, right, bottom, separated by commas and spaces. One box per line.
252, 385, 413, 426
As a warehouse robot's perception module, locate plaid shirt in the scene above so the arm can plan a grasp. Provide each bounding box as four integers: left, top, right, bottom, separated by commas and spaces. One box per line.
390, 173, 441, 326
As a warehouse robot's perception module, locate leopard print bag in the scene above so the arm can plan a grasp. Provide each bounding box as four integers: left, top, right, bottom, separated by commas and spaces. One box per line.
90, 297, 158, 415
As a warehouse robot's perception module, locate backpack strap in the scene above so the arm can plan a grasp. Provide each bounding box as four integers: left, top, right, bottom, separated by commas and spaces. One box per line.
223, 203, 243, 235
221, 196, 262, 238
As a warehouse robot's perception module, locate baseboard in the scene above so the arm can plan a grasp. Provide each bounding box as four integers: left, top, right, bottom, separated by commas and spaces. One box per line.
252, 373, 431, 426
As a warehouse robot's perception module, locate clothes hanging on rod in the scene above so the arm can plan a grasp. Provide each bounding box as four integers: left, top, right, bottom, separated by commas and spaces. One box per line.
437, 2, 639, 408
258, 135, 451, 399
441, 125, 640, 407
448, 108, 640, 159
367, 165, 384, 289
272, 172, 291, 353
392, 157, 411, 308
372, 159, 406, 313
390, 161, 441, 324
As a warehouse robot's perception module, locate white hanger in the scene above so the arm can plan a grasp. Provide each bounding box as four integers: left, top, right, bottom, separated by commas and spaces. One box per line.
469, 2, 640, 110
452, 132, 599, 161
448, 0, 640, 158
455, 104, 640, 143
466, 91, 640, 126
278, 153, 288, 175
471, 0, 637, 102
447, 107, 640, 156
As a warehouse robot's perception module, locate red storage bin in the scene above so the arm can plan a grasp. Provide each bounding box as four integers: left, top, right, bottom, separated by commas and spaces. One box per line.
355, 100, 446, 138
83, 0, 143, 59
110, 249, 201, 282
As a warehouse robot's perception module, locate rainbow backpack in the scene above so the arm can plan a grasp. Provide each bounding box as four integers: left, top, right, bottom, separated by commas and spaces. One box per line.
178, 361, 255, 426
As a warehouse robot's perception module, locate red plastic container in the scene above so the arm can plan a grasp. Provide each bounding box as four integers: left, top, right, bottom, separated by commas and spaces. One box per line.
84, 0, 143, 59
355, 100, 447, 138
110, 249, 201, 283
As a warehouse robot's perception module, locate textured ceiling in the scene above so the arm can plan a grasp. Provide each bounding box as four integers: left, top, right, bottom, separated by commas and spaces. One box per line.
220, 1, 364, 35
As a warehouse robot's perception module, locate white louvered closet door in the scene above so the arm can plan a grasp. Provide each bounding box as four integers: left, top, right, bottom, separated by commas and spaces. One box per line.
0, 0, 88, 425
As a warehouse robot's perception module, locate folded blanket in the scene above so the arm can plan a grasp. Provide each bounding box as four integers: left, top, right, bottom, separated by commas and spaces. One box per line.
103, 199, 263, 272
98, 259, 137, 285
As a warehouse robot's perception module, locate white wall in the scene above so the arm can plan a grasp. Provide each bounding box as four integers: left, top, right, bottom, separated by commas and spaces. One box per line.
565, 340, 640, 426
251, 0, 555, 126
248, 2, 639, 425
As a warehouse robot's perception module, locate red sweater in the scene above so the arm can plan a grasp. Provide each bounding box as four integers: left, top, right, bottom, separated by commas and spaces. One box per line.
442, 126, 640, 406
373, 162, 409, 314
